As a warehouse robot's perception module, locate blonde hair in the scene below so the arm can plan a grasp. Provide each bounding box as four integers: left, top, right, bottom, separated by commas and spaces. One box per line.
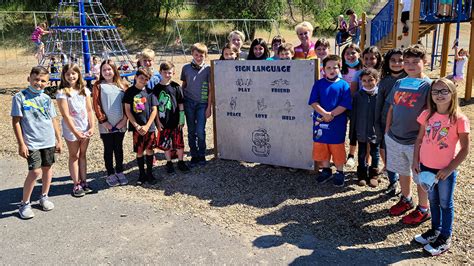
59, 63, 86, 97
427, 78, 460, 124
228, 30, 245, 42
137, 48, 155, 60
191, 43, 208, 56
295, 21, 314, 33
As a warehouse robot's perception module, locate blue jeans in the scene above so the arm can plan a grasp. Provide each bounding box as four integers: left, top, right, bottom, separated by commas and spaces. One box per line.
421, 164, 457, 238
357, 141, 380, 171
184, 98, 208, 157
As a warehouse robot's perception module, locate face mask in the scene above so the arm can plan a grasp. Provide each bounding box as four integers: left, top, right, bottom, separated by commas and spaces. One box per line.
362, 85, 378, 94
27, 85, 44, 95
345, 60, 359, 68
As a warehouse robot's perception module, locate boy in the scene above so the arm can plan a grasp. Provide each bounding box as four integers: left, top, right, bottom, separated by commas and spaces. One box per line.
123, 68, 159, 185
136, 48, 162, 92
277, 43, 294, 60
11, 66, 62, 219
267, 35, 286, 60
385, 45, 432, 225
308, 55, 352, 187
153, 61, 190, 174
315, 38, 331, 78
181, 43, 211, 167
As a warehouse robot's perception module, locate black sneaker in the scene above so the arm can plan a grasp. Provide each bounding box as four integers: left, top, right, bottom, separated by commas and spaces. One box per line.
166, 161, 175, 174
190, 157, 200, 167
177, 161, 190, 173
424, 235, 451, 256
414, 228, 440, 245
198, 156, 207, 166
385, 182, 400, 197
146, 175, 158, 185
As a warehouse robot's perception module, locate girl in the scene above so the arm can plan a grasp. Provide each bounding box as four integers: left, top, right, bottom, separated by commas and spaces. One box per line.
31, 22, 50, 63
413, 78, 470, 256
219, 43, 239, 60
376, 48, 407, 196
247, 38, 270, 60
56, 64, 94, 197
341, 44, 362, 84
227, 30, 248, 59
336, 15, 349, 46
350, 68, 381, 187
92, 60, 129, 187
453, 43, 468, 82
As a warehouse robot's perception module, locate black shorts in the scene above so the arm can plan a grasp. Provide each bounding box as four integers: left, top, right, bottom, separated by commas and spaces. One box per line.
401, 11, 410, 24
27, 147, 56, 170
157, 127, 184, 151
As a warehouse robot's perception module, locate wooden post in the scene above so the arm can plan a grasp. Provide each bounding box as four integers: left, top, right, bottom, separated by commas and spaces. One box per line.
411, 0, 421, 45
393, 0, 400, 48
360, 12, 367, 51
440, 23, 451, 77
465, 9, 474, 100
210, 60, 218, 158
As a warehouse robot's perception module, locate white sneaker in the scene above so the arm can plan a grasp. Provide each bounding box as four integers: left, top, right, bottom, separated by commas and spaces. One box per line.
19, 202, 35, 219
39, 195, 54, 211
424, 235, 451, 256
346, 156, 356, 168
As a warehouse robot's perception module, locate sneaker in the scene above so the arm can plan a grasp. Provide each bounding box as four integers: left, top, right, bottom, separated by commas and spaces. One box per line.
39, 195, 54, 211
346, 156, 356, 168
333, 172, 345, 187
385, 182, 400, 197
177, 161, 190, 173
190, 157, 200, 167
146, 174, 159, 185
198, 156, 207, 166
72, 184, 85, 197
81, 180, 94, 194
389, 197, 414, 216
115, 172, 128, 185
316, 169, 332, 184
402, 207, 431, 225
136, 175, 147, 186
19, 202, 34, 219
105, 174, 119, 187
414, 229, 440, 245
166, 161, 175, 174
424, 235, 451, 256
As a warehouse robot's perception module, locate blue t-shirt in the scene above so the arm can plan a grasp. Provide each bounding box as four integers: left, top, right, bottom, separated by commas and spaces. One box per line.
11, 88, 57, 150
308, 78, 352, 144
146, 71, 162, 91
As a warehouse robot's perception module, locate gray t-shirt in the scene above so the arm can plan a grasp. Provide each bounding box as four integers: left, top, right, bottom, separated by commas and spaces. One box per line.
11, 88, 57, 150
375, 73, 407, 137
180, 63, 210, 103
386, 76, 432, 145
98, 83, 126, 134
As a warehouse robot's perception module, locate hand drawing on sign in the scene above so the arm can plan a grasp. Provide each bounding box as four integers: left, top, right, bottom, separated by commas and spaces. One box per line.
270, 78, 290, 86
284, 100, 294, 114
229, 97, 237, 111
252, 129, 271, 157
257, 98, 267, 111
236, 78, 253, 86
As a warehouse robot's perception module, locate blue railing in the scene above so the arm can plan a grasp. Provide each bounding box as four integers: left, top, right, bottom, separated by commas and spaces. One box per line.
370, 0, 394, 46
420, 0, 472, 23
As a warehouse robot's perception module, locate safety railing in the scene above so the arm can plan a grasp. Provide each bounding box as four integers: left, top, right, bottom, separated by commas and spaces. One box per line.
370, 0, 394, 46
420, 0, 472, 23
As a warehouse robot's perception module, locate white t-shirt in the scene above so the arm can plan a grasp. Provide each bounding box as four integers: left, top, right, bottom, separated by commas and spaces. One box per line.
56, 88, 91, 141
454, 57, 466, 77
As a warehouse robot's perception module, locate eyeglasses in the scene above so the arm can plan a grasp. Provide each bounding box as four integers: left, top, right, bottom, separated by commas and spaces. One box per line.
431, 89, 451, 95
298, 31, 310, 36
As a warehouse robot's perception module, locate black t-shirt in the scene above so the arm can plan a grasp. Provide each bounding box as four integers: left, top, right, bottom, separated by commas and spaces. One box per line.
153, 81, 184, 129
122, 85, 158, 132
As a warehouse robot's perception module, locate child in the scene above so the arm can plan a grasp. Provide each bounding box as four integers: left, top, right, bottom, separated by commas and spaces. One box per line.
91, 55, 101, 80
49, 56, 59, 87
385, 45, 432, 225
136, 48, 162, 91
413, 78, 470, 256
308, 55, 352, 187
181, 43, 212, 166
56, 64, 95, 197
92, 60, 129, 187
247, 38, 270, 60
11, 66, 62, 219
267, 35, 285, 60
437, 0, 452, 17
154, 61, 191, 174
350, 68, 381, 187
453, 41, 468, 82
401, 0, 411, 34
31, 23, 50, 63
123, 67, 159, 185
375, 48, 407, 196
315, 38, 331, 77
294, 21, 317, 60
277, 43, 294, 60
228, 30, 248, 59
346, 9, 360, 45
341, 44, 362, 84
336, 15, 349, 46
219, 43, 240, 60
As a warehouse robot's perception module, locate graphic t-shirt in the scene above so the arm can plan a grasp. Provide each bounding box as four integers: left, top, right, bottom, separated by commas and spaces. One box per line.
11, 88, 57, 150
375, 73, 408, 135
308, 78, 352, 144
153, 81, 184, 129
386, 76, 432, 145
56, 88, 91, 141
180, 63, 210, 103
417, 110, 470, 169
123, 85, 158, 132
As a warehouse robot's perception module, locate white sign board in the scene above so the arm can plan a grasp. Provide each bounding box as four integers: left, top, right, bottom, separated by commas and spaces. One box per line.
213, 60, 317, 170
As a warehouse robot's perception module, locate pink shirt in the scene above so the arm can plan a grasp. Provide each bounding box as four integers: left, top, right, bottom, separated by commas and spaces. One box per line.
342, 68, 358, 84
417, 110, 470, 169
31, 27, 44, 42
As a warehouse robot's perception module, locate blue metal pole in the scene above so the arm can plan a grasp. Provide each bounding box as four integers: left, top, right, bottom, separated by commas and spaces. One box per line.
79, 0, 91, 75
